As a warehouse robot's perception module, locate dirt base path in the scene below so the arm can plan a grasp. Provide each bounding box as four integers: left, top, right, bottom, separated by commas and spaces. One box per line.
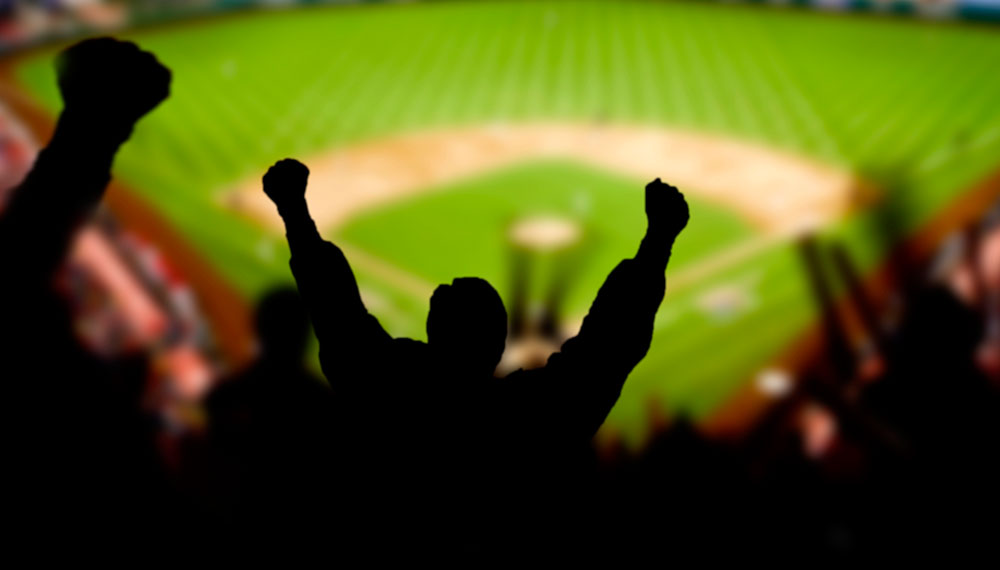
232, 122, 868, 237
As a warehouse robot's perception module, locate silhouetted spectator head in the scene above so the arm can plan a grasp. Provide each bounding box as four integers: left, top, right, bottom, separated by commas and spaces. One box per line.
254, 286, 310, 363
427, 277, 507, 375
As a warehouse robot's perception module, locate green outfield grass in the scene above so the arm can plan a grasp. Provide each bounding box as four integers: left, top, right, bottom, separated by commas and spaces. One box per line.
13, 1, 1000, 445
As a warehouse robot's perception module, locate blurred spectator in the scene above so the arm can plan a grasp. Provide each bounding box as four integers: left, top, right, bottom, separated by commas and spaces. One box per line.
0, 103, 35, 205
200, 286, 337, 537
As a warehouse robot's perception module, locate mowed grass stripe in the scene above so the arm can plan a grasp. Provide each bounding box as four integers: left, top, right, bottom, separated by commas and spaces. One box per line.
702, 20, 767, 142
583, 1, 606, 118
886, 52, 1000, 170
730, 13, 818, 150
382, 16, 468, 130
458, 6, 514, 123
587, 4, 608, 117
269, 23, 371, 153
747, 33, 828, 157
494, 5, 533, 120
368, 16, 456, 132
295, 19, 395, 142
551, 6, 576, 116
185, 68, 271, 178
626, 7, 660, 123
649, 7, 694, 126
610, 3, 638, 120
523, 5, 553, 118
271, 16, 376, 141
780, 19, 918, 132
428, 11, 497, 123
751, 29, 842, 162
838, 36, 983, 157
676, 15, 726, 131
720, 20, 802, 150
309, 21, 428, 145
891, 64, 1000, 172
552, 4, 579, 119
147, 82, 236, 181
851, 42, 989, 161
158, 85, 249, 185
320, 27, 428, 143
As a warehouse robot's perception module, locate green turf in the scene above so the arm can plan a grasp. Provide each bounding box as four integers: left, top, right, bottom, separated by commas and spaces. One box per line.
13, 1, 1000, 446
338, 160, 755, 320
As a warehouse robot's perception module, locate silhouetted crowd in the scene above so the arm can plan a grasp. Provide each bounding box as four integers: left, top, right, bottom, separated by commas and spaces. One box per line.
1, 38, 998, 562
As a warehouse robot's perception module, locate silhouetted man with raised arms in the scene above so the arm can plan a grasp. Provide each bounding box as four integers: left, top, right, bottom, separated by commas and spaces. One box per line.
262, 158, 688, 546
264, 158, 686, 427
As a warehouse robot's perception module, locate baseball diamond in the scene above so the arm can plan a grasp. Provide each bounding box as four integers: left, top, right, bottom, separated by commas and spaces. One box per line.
10, 0, 1000, 446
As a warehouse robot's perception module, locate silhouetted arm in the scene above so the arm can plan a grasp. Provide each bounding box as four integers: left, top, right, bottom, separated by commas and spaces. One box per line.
535, 179, 688, 441
0, 115, 123, 284
0, 39, 169, 287
263, 160, 391, 386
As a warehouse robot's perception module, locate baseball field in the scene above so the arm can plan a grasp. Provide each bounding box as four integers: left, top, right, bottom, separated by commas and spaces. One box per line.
12, 1, 1000, 445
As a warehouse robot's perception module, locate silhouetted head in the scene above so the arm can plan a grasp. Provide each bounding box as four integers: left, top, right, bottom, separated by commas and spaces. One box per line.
427, 277, 507, 375
255, 286, 310, 363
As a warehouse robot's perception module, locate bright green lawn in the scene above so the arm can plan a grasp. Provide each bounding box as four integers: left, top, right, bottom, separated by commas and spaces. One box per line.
13, 1, 1000, 445
339, 161, 754, 319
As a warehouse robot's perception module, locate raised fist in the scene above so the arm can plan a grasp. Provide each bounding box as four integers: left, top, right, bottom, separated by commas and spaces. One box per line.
645, 178, 689, 237
56, 38, 171, 129
263, 159, 310, 211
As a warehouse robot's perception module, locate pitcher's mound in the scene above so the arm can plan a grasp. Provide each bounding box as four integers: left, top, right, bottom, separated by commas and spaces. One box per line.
509, 215, 582, 252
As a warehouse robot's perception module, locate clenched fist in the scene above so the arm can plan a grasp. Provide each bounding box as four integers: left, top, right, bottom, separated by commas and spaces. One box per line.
645, 178, 689, 238
56, 37, 171, 131
263, 158, 310, 212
